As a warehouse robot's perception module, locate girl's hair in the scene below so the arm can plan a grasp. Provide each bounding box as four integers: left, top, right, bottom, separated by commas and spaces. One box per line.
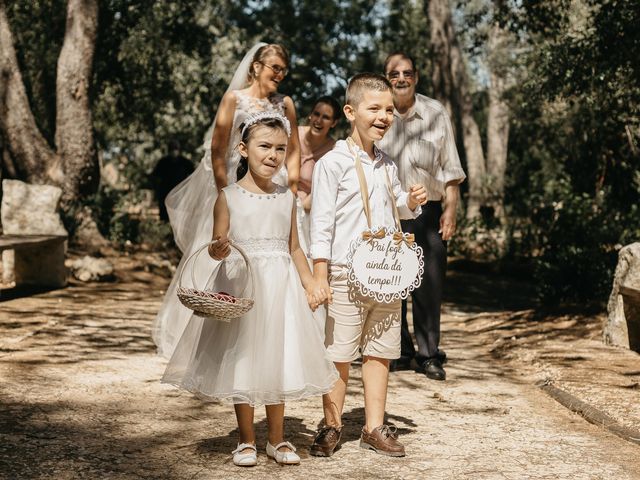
240, 116, 289, 144
247, 44, 290, 82
236, 116, 289, 178
312, 95, 341, 121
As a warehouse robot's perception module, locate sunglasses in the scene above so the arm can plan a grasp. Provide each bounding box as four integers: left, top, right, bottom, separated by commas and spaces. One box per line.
386, 70, 415, 80
259, 61, 288, 77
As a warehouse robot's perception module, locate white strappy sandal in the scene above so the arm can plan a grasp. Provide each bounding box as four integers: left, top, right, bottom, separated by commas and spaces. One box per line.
266, 441, 300, 465
232, 443, 257, 467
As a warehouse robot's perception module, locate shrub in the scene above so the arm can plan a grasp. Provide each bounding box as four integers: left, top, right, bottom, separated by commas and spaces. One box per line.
517, 180, 640, 306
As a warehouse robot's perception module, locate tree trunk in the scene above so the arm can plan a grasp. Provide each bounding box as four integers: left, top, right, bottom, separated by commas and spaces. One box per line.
0, 79, 4, 186
428, 0, 455, 119
55, 0, 99, 209
486, 22, 510, 222
427, 0, 486, 220
0, 2, 58, 184
0, 0, 104, 247
460, 100, 486, 220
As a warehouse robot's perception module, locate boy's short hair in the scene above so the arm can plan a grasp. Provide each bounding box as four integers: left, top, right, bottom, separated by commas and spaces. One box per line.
345, 73, 393, 107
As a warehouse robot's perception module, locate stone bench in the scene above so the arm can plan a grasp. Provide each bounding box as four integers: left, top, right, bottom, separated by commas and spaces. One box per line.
0, 234, 68, 288
619, 284, 640, 353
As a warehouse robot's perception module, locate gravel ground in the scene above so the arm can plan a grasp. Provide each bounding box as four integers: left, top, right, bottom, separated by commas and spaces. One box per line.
1, 253, 639, 479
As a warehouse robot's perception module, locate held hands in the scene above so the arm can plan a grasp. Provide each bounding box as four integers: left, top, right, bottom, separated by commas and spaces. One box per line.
305, 277, 333, 311
208, 236, 231, 260
305, 290, 321, 311
407, 184, 428, 210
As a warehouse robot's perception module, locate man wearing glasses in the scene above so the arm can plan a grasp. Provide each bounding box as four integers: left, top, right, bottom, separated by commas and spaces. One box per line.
377, 52, 466, 381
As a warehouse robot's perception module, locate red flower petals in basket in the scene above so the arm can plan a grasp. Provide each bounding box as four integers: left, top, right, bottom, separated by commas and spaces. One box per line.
211, 291, 237, 303
176, 241, 254, 321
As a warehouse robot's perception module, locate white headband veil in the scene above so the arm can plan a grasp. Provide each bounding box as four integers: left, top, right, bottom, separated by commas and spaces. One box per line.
153, 42, 267, 359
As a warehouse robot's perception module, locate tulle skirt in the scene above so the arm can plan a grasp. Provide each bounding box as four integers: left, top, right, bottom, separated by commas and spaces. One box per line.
153, 160, 292, 359
152, 161, 217, 358
161, 252, 338, 406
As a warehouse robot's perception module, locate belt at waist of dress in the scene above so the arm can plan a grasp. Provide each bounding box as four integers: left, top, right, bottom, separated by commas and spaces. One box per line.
232, 238, 289, 254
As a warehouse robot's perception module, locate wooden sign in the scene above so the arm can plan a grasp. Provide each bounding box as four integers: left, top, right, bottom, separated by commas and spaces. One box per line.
347, 227, 424, 303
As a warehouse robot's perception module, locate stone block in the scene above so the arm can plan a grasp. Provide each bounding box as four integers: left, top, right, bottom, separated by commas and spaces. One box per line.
2, 250, 14, 284
1, 179, 67, 235
604, 242, 640, 351
1, 179, 68, 284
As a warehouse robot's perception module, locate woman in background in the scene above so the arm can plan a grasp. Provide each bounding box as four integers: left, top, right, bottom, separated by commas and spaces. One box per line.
296, 96, 340, 254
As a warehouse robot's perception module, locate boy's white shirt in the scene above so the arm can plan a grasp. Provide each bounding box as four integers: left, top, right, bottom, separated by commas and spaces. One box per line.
310, 139, 422, 267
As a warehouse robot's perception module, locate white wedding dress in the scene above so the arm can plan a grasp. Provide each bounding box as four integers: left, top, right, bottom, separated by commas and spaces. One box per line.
162, 184, 337, 405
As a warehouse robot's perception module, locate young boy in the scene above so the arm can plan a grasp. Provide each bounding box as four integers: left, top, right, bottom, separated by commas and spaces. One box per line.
309, 73, 427, 457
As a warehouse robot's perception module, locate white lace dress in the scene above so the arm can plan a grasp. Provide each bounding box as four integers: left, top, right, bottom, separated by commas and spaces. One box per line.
153, 91, 288, 359
162, 184, 338, 406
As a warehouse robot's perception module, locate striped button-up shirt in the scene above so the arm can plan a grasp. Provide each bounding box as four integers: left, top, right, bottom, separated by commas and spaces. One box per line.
377, 94, 466, 201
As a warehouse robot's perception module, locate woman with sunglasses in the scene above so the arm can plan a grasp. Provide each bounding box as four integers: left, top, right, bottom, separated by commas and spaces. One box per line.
153, 43, 301, 360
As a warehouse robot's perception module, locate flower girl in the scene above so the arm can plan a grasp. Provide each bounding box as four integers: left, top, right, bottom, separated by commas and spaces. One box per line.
162, 113, 337, 467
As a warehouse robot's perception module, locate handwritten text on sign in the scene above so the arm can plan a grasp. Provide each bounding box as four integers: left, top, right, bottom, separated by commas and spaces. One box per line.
348, 231, 423, 303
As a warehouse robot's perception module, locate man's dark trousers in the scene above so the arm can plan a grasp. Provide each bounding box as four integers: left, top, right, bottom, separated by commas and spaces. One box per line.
400, 201, 447, 363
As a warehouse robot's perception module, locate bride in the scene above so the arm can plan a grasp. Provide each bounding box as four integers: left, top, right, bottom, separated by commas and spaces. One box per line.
152, 43, 301, 358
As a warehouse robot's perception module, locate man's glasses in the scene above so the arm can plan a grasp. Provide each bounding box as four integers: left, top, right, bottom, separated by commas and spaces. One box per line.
386, 70, 415, 80
259, 61, 288, 77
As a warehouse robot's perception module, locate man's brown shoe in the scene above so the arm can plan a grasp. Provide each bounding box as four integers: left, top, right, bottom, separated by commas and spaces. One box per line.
309, 425, 342, 457
359, 425, 405, 457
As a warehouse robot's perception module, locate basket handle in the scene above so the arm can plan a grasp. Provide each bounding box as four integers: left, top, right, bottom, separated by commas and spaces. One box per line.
178, 239, 255, 301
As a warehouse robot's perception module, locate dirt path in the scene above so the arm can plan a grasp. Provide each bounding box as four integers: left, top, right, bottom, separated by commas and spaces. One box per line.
1, 255, 639, 479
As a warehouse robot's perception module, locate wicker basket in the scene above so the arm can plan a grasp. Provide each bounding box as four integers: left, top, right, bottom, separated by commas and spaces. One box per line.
176, 240, 255, 321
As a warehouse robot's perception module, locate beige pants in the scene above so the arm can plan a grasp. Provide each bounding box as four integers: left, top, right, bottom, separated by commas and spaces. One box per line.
325, 267, 401, 362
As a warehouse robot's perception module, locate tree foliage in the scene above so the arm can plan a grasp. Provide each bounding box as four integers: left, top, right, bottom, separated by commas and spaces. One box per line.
503, 0, 640, 304
92, 1, 246, 164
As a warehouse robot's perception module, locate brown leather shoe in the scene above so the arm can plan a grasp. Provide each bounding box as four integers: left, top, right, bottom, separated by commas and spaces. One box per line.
309, 425, 342, 457
359, 425, 405, 457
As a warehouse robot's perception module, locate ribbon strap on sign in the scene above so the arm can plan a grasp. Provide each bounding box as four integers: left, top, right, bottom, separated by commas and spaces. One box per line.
346, 137, 403, 235
346, 137, 373, 232
381, 161, 403, 232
